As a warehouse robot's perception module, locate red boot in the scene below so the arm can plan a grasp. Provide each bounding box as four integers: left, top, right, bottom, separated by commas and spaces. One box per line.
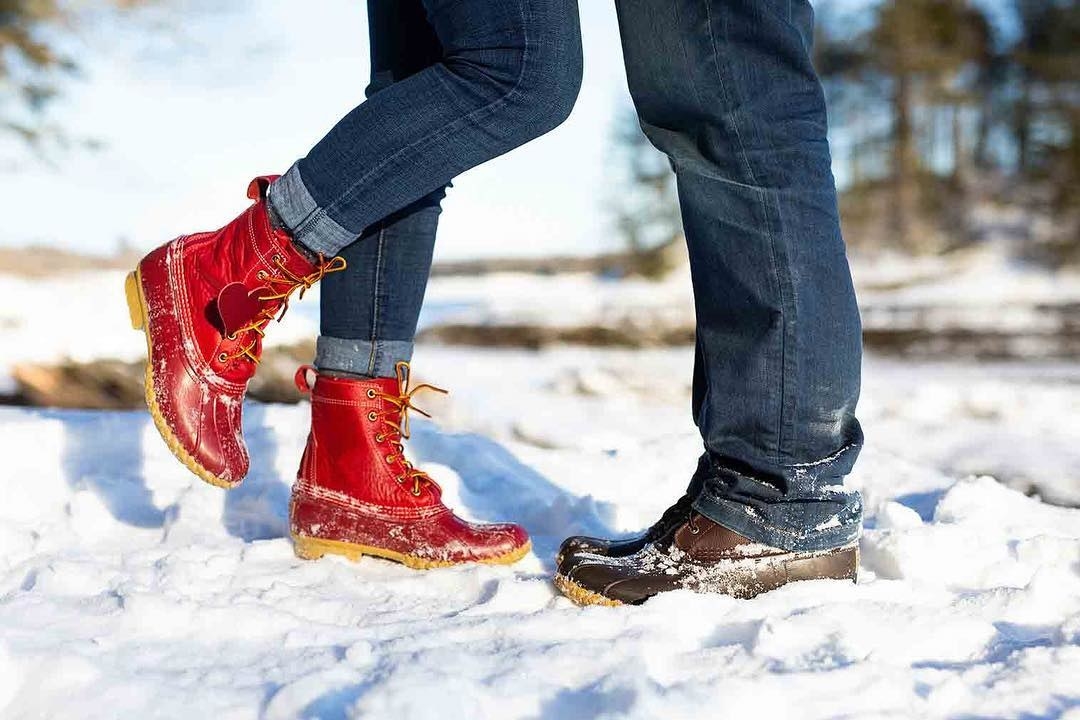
289, 363, 532, 568
124, 176, 345, 488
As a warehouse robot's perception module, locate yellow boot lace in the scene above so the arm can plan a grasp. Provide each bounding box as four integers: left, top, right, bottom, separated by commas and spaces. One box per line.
371, 361, 449, 496
220, 253, 346, 365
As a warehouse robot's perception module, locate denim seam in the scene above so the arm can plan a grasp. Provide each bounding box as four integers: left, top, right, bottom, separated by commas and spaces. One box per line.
694, 336, 711, 431
671, 2, 709, 433
770, 192, 799, 463
368, 225, 387, 376
672, 2, 706, 113
302, 0, 533, 239
704, 0, 790, 465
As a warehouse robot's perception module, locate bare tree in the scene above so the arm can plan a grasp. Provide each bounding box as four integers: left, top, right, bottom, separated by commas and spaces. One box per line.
1, 0, 148, 145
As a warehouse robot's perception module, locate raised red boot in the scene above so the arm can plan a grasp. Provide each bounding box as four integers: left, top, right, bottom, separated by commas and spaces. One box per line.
124, 176, 345, 489
290, 363, 532, 568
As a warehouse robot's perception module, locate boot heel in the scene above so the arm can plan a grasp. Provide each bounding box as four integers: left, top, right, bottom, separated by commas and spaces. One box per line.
293, 535, 327, 560
125, 271, 146, 331
293, 534, 369, 563
785, 546, 859, 584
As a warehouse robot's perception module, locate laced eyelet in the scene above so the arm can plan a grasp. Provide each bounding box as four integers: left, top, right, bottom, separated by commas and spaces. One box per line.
375, 434, 385, 443
688, 518, 701, 535
366, 388, 377, 399
395, 476, 405, 484
202, 256, 344, 371
367, 411, 378, 422
411, 486, 423, 497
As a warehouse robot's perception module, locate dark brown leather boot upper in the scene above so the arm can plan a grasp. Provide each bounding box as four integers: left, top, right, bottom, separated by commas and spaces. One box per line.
555, 513, 858, 606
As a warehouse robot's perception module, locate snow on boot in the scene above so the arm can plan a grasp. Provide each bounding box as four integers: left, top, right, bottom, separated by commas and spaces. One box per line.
289, 363, 532, 569
554, 512, 857, 606
124, 176, 345, 488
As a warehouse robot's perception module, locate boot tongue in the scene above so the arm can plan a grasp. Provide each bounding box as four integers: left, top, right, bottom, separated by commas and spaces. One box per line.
270, 232, 319, 278
646, 495, 694, 542
248, 188, 319, 280
375, 380, 444, 505
214, 222, 318, 377
217, 282, 272, 337
312, 372, 445, 505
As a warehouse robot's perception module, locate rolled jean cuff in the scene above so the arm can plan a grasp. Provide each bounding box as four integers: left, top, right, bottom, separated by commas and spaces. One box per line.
315, 335, 414, 379
694, 493, 861, 554
268, 163, 356, 257
693, 444, 864, 554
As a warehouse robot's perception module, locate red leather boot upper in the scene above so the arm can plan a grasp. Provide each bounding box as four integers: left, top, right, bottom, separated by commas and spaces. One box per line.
134, 176, 344, 487
290, 364, 531, 566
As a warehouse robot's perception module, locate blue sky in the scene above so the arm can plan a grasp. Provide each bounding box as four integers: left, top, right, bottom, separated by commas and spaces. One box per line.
1, 0, 1019, 260
0, 0, 633, 260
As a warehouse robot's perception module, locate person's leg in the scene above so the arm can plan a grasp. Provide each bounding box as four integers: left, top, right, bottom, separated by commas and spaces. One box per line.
269, 0, 583, 258
289, 0, 583, 569
616, 0, 864, 553
317, 0, 446, 378
130, 0, 580, 491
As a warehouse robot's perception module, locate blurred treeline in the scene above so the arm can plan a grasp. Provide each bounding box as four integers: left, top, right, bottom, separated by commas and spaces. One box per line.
816, 0, 1078, 264
0, 0, 142, 147
4, 0, 1077, 267
610, 0, 1078, 273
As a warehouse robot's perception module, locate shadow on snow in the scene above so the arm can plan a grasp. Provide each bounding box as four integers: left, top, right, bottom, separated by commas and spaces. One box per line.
48, 404, 619, 572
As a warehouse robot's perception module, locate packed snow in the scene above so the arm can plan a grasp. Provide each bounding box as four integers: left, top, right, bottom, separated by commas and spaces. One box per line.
2, 252, 1079, 718
1, 344, 1079, 719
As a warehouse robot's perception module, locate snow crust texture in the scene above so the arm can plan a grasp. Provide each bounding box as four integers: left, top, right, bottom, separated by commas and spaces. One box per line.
1, 348, 1078, 719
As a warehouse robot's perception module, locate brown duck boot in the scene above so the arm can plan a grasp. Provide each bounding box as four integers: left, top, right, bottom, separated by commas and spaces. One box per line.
554, 512, 858, 607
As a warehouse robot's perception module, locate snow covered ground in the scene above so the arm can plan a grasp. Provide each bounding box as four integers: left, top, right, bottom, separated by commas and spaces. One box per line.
420, 245, 1080, 339
5, 244, 1080, 381
1, 345, 1079, 719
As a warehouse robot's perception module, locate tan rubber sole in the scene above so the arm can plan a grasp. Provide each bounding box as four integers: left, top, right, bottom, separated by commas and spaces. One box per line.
553, 573, 624, 607
292, 534, 533, 570
125, 269, 238, 490
554, 546, 859, 607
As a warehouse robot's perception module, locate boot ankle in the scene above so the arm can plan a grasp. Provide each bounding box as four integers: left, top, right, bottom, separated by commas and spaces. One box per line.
290, 237, 322, 264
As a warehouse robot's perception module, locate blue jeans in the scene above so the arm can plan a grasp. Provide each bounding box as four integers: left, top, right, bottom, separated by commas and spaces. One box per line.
277, 0, 864, 553
269, 0, 583, 375
615, 0, 864, 552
